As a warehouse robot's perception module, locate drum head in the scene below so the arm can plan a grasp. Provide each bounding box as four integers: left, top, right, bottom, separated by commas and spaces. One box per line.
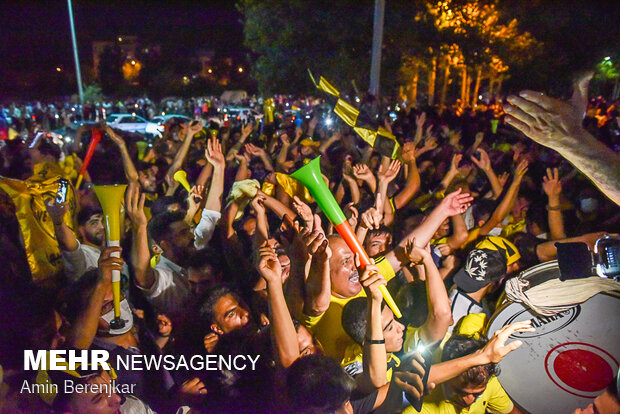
488, 263, 619, 413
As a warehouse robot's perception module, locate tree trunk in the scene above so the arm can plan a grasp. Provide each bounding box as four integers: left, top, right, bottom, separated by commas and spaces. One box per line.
460, 66, 467, 108
466, 72, 473, 107
488, 74, 496, 98
409, 65, 419, 106
471, 66, 482, 107
439, 60, 451, 113
496, 75, 504, 98
428, 57, 437, 106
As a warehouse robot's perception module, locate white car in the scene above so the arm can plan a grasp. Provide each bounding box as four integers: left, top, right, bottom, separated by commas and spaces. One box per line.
106, 113, 149, 134
145, 114, 192, 138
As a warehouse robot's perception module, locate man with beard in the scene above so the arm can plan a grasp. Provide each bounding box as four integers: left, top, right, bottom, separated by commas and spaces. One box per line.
125, 136, 224, 315
46, 201, 130, 282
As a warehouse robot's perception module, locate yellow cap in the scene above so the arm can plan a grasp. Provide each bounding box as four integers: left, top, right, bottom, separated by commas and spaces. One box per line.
476, 236, 520, 265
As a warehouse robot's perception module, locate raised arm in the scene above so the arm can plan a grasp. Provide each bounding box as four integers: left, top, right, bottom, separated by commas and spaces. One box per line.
377, 159, 401, 226
258, 243, 300, 368
67, 247, 121, 350
505, 74, 620, 206
359, 262, 389, 391
204, 136, 225, 212
385, 190, 473, 272
428, 321, 534, 385
392, 143, 420, 210
125, 182, 155, 289
542, 167, 566, 240
301, 218, 332, 317
105, 125, 139, 183
165, 121, 202, 180
407, 241, 452, 344
471, 148, 502, 199
45, 199, 78, 252
478, 160, 528, 236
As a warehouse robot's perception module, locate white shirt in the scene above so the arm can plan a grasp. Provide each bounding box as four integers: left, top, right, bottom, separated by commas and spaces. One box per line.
137, 209, 220, 313
448, 288, 484, 333
193, 209, 221, 250
62, 241, 130, 282
62, 241, 101, 281
139, 255, 191, 315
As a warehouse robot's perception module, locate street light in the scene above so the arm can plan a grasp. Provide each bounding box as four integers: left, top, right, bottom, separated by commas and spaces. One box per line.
238, 67, 243, 73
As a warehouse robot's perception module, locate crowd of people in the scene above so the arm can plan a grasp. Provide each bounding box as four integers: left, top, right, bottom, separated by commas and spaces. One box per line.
0, 73, 619, 414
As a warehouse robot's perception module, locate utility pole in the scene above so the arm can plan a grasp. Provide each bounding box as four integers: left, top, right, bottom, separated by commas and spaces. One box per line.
67, 0, 84, 105
369, 0, 385, 97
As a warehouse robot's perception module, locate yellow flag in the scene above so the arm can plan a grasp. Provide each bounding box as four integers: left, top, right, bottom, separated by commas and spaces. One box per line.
0, 175, 77, 284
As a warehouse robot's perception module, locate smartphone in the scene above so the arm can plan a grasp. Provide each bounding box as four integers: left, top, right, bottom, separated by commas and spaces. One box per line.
56, 178, 69, 203
403, 340, 433, 412
595, 236, 620, 279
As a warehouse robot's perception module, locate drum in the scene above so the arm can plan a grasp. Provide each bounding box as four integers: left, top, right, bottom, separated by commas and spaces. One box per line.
487, 261, 620, 414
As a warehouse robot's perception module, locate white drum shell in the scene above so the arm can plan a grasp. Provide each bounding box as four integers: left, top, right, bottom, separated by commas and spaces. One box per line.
487, 261, 620, 413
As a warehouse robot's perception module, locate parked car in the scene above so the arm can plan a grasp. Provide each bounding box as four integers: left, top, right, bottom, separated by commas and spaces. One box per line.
105, 113, 149, 134
145, 114, 192, 138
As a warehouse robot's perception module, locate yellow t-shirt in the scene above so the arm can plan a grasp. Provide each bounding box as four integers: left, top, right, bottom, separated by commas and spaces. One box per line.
341, 343, 401, 382
403, 376, 513, 414
301, 256, 396, 360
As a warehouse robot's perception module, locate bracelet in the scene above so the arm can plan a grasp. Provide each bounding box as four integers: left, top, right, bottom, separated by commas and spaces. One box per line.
546, 204, 562, 211
365, 338, 385, 345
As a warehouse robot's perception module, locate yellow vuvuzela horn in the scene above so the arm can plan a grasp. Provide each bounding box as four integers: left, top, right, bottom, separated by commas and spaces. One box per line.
173, 170, 191, 193
93, 184, 127, 331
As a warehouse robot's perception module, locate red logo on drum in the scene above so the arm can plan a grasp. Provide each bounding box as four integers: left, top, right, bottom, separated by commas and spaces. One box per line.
504, 306, 580, 338
545, 342, 618, 398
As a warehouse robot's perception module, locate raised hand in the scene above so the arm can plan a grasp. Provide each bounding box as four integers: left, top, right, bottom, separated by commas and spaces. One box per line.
360, 194, 384, 229
97, 246, 124, 285
404, 238, 429, 264
205, 136, 224, 168
257, 242, 283, 285
125, 181, 147, 228
353, 163, 374, 182
378, 159, 401, 184
344, 202, 359, 229
439, 188, 473, 217
482, 320, 535, 364
470, 148, 491, 172
415, 112, 426, 129
203, 333, 219, 353
251, 192, 267, 217
542, 167, 562, 198
449, 153, 463, 175
514, 159, 529, 182
241, 122, 254, 139
44, 198, 69, 225
358, 261, 385, 302
187, 185, 204, 213
188, 120, 204, 136
401, 141, 416, 164
293, 195, 313, 229
505, 73, 592, 148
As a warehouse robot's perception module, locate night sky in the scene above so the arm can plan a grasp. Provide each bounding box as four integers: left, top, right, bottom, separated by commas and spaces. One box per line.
0, 0, 243, 87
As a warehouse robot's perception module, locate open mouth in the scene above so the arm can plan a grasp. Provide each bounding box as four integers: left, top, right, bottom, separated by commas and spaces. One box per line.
349, 272, 359, 283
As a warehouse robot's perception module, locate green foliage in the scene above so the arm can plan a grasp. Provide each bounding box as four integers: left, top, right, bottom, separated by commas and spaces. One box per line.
238, 0, 375, 95
83, 84, 104, 103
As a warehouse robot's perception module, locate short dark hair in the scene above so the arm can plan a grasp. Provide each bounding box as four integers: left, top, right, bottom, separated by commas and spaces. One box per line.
37, 139, 61, 160
199, 285, 236, 325
472, 199, 496, 225
150, 196, 182, 218
341, 297, 386, 345
442, 334, 498, 386
147, 211, 186, 245
77, 206, 103, 226
286, 355, 355, 414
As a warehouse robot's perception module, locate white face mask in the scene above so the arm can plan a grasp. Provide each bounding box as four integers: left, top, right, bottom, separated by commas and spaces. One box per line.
488, 227, 502, 237
100, 299, 133, 335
